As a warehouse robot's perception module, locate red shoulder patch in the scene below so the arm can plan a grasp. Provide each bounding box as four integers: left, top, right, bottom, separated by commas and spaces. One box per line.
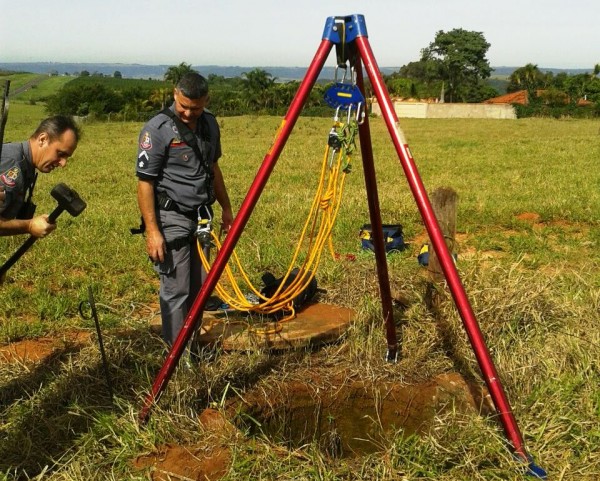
0, 167, 20, 187
140, 131, 152, 150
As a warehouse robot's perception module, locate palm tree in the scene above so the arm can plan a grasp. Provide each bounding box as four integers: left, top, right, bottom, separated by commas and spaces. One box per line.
508, 63, 545, 102
164, 62, 196, 86
149, 88, 171, 110
242, 68, 277, 110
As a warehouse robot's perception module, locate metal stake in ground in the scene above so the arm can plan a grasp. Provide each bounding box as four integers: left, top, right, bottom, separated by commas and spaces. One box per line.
79, 286, 114, 403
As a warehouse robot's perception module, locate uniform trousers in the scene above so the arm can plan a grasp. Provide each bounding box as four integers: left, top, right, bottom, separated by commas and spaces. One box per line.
154, 209, 210, 346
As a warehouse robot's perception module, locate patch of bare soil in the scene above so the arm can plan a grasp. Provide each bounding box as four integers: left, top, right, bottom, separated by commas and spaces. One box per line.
133, 444, 230, 481
133, 409, 234, 481
0, 330, 91, 364
515, 212, 541, 223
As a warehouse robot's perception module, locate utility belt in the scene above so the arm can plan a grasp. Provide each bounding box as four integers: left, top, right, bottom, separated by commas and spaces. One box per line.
166, 233, 196, 251
156, 192, 197, 221
131, 192, 213, 252
165, 199, 214, 250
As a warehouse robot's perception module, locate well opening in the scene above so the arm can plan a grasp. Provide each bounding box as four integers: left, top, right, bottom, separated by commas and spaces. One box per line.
227, 372, 493, 458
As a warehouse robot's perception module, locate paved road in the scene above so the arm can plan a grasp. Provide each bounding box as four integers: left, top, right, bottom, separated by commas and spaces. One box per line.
7, 75, 47, 97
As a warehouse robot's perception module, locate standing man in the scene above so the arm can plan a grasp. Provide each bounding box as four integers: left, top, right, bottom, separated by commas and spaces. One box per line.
0, 115, 80, 237
136, 72, 233, 348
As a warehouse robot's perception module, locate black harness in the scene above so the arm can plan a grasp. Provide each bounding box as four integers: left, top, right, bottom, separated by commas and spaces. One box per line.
131, 110, 216, 251
159, 108, 215, 207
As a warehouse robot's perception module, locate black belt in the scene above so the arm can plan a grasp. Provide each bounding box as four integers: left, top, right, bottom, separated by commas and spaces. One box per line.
166, 234, 195, 250
157, 192, 197, 221
162, 205, 196, 221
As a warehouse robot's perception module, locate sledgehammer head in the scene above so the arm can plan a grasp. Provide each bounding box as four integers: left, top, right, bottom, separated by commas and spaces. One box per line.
50, 183, 86, 217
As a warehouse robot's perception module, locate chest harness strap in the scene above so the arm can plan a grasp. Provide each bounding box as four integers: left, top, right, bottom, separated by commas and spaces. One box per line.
159, 108, 215, 206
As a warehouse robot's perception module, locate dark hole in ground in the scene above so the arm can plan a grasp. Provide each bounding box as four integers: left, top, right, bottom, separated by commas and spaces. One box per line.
226, 371, 494, 458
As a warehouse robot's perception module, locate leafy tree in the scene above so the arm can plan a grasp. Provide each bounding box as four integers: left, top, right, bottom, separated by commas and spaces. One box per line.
164, 62, 196, 86
420, 28, 492, 102
539, 88, 568, 107
384, 61, 443, 100
46, 82, 124, 116
80, 70, 90, 77
113, 71, 122, 79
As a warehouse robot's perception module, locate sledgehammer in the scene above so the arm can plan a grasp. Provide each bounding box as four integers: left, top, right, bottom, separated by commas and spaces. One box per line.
0, 183, 86, 279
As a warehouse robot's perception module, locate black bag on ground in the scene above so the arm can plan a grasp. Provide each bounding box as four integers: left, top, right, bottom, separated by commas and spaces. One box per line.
359, 223, 406, 253
260, 267, 318, 312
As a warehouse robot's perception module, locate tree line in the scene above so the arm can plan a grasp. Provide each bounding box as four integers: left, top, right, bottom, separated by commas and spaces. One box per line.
44, 30, 600, 120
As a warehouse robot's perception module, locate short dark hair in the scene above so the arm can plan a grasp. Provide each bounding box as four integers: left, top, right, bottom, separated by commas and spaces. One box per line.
31, 115, 81, 143
176, 72, 209, 99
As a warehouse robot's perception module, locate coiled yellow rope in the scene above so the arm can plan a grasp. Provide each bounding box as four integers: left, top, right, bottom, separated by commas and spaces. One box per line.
198, 118, 357, 332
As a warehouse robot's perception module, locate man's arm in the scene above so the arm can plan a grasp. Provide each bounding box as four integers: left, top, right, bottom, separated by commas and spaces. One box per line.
0, 214, 56, 238
213, 163, 233, 232
137, 179, 165, 263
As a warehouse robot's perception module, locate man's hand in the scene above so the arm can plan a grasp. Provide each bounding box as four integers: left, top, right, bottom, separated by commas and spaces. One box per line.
0, 185, 5, 211
145, 229, 166, 263
221, 207, 234, 235
28, 214, 57, 238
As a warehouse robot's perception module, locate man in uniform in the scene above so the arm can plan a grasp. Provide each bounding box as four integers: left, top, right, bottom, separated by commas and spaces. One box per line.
0, 115, 80, 238
136, 72, 233, 348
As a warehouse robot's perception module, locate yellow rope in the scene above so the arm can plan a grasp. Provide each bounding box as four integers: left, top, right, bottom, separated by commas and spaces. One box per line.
198, 118, 356, 332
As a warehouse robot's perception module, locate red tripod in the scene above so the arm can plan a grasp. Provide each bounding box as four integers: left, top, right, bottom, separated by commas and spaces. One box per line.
139, 14, 545, 478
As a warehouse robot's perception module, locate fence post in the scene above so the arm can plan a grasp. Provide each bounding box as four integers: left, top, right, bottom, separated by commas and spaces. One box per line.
425, 187, 458, 309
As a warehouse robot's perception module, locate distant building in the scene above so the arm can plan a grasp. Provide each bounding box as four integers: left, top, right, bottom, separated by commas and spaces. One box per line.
485, 89, 592, 106
484, 90, 529, 105
370, 97, 516, 119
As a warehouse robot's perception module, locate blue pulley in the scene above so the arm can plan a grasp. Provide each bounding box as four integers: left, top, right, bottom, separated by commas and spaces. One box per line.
324, 82, 365, 110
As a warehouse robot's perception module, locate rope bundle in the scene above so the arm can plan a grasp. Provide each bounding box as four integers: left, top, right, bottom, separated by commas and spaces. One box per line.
198, 117, 358, 330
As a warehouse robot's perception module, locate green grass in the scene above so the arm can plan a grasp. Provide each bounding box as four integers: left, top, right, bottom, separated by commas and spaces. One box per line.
0, 104, 599, 479
2, 74, 74, 104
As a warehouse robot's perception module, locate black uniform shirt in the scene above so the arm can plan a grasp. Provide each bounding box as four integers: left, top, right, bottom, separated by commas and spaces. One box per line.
0, 141, 35, 220
135, 104, 222, 212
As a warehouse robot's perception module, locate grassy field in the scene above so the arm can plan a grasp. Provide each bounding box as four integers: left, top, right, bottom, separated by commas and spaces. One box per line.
0, 100, 598, 480
1, 74, 73, 104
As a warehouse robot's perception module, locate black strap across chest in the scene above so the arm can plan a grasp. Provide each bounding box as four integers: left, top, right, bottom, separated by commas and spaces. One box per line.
159, 108, 215, 205
160, 108, 208, 163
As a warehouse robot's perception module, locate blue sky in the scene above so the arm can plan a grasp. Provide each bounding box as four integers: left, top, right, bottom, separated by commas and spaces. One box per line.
1, 0, 598, 69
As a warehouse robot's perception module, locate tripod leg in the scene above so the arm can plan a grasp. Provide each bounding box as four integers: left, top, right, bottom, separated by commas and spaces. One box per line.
355, 34, 531, 462
354, 58, 398, 362
139, 39, 335, 424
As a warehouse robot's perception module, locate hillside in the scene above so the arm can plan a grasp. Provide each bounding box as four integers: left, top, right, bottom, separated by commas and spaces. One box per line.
1, 62, 594, 82
0, 62, 402, 81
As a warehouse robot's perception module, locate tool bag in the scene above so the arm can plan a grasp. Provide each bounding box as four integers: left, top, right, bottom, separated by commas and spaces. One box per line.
359, 223, 406, 253
260, 267, 318, 313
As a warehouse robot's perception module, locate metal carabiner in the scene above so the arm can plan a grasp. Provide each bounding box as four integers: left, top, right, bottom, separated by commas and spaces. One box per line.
350, 66, 358, 87
356, 102, 366, 125
334, 64, 350, 85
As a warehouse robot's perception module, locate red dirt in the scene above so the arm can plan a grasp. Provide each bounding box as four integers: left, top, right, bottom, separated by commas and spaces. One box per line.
0, 330, 91, 364
133, 443, 230, 481
515, 212, 541, 223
